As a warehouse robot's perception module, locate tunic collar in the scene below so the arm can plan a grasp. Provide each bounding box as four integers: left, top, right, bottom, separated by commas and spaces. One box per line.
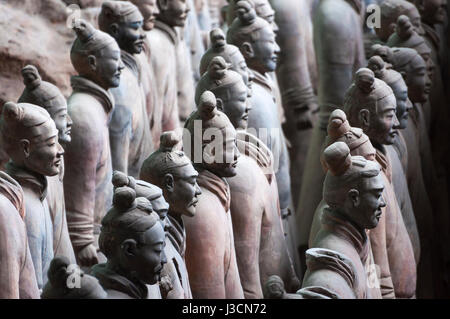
322, 207, 370, 264
91, 263, 149, 299
121, 50, 142, 82
167, 214, 186, 257
6, 161, 48, 202
375, 146, 392, 183
0, 171, 26, 219
154, 20, 179, 46
196, 169, 231, 212
70, 76, 115, 114
251, 69, 274, 93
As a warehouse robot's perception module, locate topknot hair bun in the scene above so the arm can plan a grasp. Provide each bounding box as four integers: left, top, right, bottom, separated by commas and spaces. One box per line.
323, 142, 352, 176
396, 15, 414, 39
160, 131, 180, 152
198, 91, 217, 121
112, 171, 136, 190
327, 109, 350, 139
263, 275, 285, 299
21, 65, 42, 90
355, 68, 375, 94
113, 186, 136, 211
1, 102, 23, 122
210, 28, 226, 46
208, 56, 229, 81
72, 19, 95, 43
236, 0, 257, 25
47, 256, 71, 288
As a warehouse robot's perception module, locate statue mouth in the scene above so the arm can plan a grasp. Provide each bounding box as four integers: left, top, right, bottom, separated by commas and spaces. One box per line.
54, 159, 61, 167
189, 198, 198, 207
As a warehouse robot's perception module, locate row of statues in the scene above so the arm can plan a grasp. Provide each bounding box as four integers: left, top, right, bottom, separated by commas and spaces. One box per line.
0, 0, 448, 299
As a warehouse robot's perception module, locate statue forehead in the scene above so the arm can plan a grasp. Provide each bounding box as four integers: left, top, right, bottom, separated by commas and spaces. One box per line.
360, 173, 384, 191
173, 163, 198, 179
31, 119, 59, 142
142, 221, 165, 245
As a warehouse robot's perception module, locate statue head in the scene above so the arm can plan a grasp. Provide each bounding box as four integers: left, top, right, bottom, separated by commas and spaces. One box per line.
227, 0, 280, 74
99, 1, 146, 55
387, 15, 434, 75
70, 19, 124, 90
200, 28, 253, 91
18, 65, 72, 145
390, 47, 431, 103
368, 55, 412, 129
42, 256, 107, 299
99, 185, 167, 285
412, 0, 448, 25
377, 0, 424, 42
129, 0, 160, 31
371, 44, 395, 66
156, 0, 190, 28
112, 171, 170, 227
323, 142, 385, 230
196, 56, 251, 130
344, 68, 399, 147
141, 131, 201, 218
0, 102, 64, 177
227, 0, 278, 34
184, 91, 240, 178
321, 109, 376, 173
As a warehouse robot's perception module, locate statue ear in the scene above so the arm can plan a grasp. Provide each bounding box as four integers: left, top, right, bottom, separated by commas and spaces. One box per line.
87, 55, 97, 72
216, 98, 224, 112
416, 0, 425, 13
163, 173, 175, 193
348, 189, 360, 207
240, 42, 254, 59
399, 70, 407, 82
358, 109, 370, 129
20, 139, 30, 158
109, 23, 120, 38
121, 239, 138, 257
158, 0, 168, 11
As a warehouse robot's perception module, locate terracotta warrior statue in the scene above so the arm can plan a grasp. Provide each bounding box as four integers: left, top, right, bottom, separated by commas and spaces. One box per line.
299, 142, 386, 299
367, 55, 439, 297
0, 171, 40, 298
227, 1, 292, 220
377, 0, 425, 43
386, 15, 436, 125
309, 109, 377, 246
344, 68, 417, 298
226, 0, 278, 32
195, 60, 300, 297
199, 28, 252, 89
268, 0, 319, 207
183, 91, 244, 299
18, 65, 76, 265
140, 131, 202, 299
98, 1, 153, 178
64, 19, 124, 268
378, 46, 449, 297
1, 102, 64, 289
110, 172, 171, 299
146, 0, 189, 137
127, 0, 162, 148
294, 0, 366, 273
91, 185, 167, 299
42, 256, 107, 299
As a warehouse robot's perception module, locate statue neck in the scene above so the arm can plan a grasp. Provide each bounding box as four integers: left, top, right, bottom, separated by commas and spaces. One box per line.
6, 161, 48, 202
322, 206, 369, 261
